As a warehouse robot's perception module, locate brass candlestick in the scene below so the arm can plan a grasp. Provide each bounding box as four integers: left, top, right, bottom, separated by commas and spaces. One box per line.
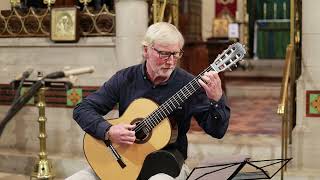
43, 0, 56, 9
31, 85, 55, 179
10, 0, 21, 8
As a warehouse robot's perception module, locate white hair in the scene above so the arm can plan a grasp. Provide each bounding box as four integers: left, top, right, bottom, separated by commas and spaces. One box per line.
142, 22, 184, 49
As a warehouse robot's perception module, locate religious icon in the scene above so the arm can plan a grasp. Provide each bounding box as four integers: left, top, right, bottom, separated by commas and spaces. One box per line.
50, 7, 79, 42
212, 18, 229, 38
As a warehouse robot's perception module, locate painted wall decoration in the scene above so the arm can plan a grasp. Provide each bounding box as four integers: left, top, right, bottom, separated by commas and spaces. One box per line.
306, 90, 320, 117
67, 88, 82, 106
215, 0, 237, 20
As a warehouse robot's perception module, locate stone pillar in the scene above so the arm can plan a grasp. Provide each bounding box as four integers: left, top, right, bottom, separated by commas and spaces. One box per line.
0, 1, 10, 10
202, 0, 215, 41
115, 0, 148, 69
292, 0, 320, 177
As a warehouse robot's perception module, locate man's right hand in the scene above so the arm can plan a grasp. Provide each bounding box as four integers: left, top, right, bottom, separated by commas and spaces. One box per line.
106, 124, 136, 145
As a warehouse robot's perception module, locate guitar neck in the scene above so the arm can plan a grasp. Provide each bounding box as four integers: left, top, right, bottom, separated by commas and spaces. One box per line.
143, 65, 217, 132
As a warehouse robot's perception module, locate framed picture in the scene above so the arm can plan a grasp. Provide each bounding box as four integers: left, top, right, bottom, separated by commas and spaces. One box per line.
50, 7, 80, 42
212, 18, 229, 38
306, 90, 320, 117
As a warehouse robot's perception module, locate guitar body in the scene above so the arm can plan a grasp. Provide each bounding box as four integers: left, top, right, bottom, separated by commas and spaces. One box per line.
83, 98, 172, 180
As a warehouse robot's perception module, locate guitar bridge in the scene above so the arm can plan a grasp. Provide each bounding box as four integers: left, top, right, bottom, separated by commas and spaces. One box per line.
104, 140, 126, 168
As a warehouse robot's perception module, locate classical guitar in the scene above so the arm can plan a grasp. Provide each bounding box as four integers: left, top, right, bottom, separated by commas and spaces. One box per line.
83, 42, 246, 180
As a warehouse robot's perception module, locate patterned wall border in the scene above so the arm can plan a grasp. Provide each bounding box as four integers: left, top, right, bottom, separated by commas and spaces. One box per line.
306, 90, 320, 117
0, 83, 99, 108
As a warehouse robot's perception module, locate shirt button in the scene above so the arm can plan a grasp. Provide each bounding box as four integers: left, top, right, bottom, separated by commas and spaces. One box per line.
215, 104, 219, 108
214, 116, 218, 119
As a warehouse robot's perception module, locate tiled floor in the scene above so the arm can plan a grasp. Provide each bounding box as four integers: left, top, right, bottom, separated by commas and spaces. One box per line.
190, 96, 282, 136
228, 97, 281, 135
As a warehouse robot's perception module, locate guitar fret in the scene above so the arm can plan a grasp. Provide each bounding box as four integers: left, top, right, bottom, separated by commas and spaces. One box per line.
185, 85, 192, 95
158, 109, 166, 119
172, 96, 180, 106
180, 90, 187, 99
167, 102, 173, 112
176, 94, 183, 102
177, 91, 185, 101
190, 83, 196, 91
169, 99, 177, 109
149, 116, 157, 129
163, 105, 170, 115
145, 119, 152, 131
182, 88, 189, 97
150, 113, 159, 128
149, 117, 155, 128
156, 111, 163, 124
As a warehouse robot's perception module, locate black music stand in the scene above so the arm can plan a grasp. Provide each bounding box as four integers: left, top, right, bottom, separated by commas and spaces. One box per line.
186, 155, 292, 180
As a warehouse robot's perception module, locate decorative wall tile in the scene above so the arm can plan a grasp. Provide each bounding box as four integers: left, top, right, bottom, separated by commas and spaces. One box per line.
66, 88, 82, 106
306, 90, 320, 117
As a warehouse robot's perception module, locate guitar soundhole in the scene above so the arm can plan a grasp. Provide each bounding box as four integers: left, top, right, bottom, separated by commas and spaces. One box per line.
131, 118, 152, 144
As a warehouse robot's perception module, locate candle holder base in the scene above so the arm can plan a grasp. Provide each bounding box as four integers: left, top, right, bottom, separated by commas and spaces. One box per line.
31, 159, 55, 180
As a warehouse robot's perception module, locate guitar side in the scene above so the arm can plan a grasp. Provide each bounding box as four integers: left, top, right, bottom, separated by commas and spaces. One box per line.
83, 98, 172, 180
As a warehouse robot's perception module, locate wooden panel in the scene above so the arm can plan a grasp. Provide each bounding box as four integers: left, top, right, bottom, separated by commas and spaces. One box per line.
180, 42, 209, 76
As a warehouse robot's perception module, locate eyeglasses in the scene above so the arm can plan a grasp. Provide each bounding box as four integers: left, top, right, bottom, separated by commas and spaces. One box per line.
151, 47, 184, 60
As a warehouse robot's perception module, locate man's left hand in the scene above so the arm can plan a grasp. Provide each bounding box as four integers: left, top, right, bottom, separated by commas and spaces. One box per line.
198, 71, 223, 102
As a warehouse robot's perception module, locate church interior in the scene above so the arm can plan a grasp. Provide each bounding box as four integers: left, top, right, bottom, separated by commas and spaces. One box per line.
0, 0, 319, 179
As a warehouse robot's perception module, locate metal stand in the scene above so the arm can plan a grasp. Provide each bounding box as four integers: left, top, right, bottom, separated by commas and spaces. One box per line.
30, 85, 55, 179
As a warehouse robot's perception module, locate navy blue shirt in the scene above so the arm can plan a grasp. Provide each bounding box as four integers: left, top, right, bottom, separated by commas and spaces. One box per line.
73, 63, 230, 159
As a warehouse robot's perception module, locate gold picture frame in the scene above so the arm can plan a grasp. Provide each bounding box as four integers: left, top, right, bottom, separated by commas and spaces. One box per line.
212, 18, 229, 38
50, 7, 80, 42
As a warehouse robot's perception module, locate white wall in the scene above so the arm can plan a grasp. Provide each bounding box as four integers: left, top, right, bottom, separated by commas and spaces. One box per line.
0, 37, 117, 86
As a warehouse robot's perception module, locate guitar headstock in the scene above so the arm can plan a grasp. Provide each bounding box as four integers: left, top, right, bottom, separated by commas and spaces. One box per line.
210, 42, 246, 72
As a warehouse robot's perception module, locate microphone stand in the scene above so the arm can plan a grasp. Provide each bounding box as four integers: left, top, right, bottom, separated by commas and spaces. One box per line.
0, 75, 55, 179
0, 79, 44, 136
0, 69, 75, 136
0, 68, 93, 179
